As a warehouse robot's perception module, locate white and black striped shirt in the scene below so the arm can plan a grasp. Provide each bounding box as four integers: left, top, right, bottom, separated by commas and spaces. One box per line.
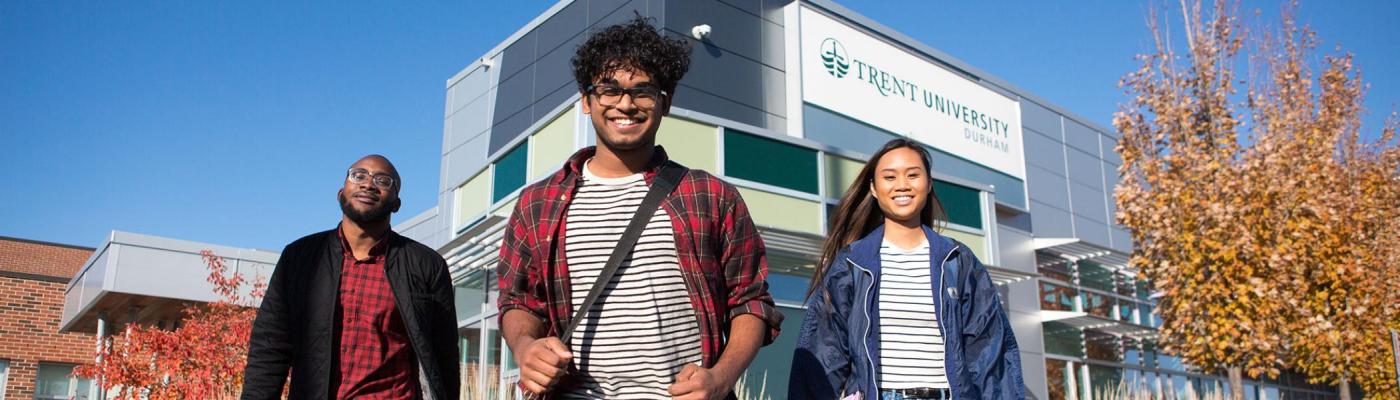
561, 163, 702, 399
877, 239, 950, 389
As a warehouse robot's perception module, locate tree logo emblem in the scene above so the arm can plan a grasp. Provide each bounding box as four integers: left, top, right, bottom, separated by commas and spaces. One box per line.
820, 38, 850, 78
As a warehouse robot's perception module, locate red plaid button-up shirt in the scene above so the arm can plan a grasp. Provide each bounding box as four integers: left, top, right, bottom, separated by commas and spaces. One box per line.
334, 227, 420, 399
497, 146, 783, 369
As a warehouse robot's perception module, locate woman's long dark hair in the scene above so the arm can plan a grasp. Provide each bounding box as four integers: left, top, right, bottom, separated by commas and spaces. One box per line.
807, 139, 947, 300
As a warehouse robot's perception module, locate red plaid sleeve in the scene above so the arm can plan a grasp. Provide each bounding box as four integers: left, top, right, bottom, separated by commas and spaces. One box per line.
497, 191, 547, 324
718, 185, 784, 344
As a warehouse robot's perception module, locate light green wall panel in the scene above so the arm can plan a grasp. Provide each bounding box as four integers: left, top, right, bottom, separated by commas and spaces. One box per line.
492, 198, 518, 217
824, 154, 864, 200
941, 228, 988, 263
530, 108, 575, 181
454, 171, 491, 231
655, 116, 718, 172
736, 187, 822, 235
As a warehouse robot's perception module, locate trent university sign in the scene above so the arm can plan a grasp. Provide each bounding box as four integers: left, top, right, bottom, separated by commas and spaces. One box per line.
801, 7, 1027, 180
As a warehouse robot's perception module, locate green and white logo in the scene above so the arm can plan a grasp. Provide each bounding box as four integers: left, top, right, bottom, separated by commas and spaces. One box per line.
819, 38, 850, 78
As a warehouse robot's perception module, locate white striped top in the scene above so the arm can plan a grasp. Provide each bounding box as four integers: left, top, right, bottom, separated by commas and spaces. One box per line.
877, 239, 950, 389
560, 163, 702, 399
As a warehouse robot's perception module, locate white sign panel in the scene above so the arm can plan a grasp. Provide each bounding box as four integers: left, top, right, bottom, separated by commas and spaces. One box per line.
800, 7, 1026, 180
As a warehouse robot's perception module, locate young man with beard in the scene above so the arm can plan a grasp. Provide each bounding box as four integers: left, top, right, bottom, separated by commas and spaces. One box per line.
496, 17, 782, 400
242, 155, 459, 400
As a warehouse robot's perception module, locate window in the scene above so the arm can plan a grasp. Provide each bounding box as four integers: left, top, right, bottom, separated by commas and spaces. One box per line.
1038, 254, 1074, 282
1085, 330, 1122, 362
492, 142, 528, 202
1042, 321, 1084, 357
1083, 291, 1113, 318
1078, 261, 1116, 292
1088, 364, 1123, 397
1117, 299, 1136, 322
723, 129, 818, 194
35, 363, 93, 400
0, 359, 8, 399
1045, 359, 1073, 400
932, 180, 982, 229
1040, 282, 1076, 312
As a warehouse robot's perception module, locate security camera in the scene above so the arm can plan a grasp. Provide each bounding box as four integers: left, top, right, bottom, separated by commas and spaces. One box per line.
691, 24, 712, 40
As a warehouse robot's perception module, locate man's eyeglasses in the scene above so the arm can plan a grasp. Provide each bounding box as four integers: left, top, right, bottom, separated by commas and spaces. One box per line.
347, 168, 396, 189
586, 84, 667, 109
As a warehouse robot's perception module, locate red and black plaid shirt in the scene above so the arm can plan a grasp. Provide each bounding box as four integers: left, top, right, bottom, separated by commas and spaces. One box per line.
496, 146, 783, 368
334, 227, 420, 399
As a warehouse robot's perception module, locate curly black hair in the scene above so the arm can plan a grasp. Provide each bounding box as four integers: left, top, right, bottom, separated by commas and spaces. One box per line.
572, 15, 692, 96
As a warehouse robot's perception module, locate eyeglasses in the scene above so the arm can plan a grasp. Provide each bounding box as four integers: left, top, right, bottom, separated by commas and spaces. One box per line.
347, 168, 396, 189
586, 84, 667, 109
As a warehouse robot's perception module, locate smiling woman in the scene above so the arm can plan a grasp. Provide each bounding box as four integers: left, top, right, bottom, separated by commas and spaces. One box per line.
790, 138, 1026, 399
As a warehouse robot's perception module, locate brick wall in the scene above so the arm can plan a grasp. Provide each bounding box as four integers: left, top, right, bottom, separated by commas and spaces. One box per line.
0, 237, 92, 279
0, 237, 95, 398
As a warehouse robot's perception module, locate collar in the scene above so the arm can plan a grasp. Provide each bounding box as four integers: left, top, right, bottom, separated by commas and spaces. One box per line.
336, 223, 390, 261
561, 145, 671, 181
846, 223, 958, 272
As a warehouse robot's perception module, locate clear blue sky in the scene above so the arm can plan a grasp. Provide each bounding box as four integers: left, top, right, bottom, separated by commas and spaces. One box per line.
4, 1, 1396, 251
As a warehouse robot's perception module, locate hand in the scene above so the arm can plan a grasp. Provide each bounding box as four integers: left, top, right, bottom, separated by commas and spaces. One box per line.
516, 337, 572, 395
667, 363, 733, 400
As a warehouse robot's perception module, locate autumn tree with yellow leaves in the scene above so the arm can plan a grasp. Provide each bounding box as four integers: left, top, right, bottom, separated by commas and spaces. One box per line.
1115, 1, 1399, 399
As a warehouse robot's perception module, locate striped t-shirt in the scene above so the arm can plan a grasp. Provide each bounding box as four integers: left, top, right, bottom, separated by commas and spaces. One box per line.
877, 239, 950, 389
561, 163, 702, 399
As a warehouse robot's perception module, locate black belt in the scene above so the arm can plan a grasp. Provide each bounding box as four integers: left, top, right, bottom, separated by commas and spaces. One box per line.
881, 387, 953, 399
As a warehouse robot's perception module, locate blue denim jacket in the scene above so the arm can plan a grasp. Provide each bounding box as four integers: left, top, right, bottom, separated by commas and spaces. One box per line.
788, 224, 1026, 399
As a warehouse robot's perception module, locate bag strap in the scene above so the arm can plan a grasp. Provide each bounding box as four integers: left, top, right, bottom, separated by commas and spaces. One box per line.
559, 163, 687, 343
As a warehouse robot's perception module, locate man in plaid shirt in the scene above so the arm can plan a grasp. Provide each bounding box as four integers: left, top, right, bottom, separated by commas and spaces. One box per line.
497, 17, 782, 400
243, 155, 459, 400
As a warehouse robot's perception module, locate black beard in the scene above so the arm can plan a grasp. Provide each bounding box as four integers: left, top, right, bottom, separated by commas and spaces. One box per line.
339, 191, 392, 225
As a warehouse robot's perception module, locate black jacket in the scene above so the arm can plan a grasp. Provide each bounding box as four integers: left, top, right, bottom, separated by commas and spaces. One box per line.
242, 228, 460, 400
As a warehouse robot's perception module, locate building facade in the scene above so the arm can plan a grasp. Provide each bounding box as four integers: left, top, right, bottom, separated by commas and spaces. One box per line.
393, 0, 1341, 398
0, 237, 97, 399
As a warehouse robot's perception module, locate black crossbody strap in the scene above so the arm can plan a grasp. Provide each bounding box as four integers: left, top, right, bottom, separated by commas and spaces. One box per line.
559, 163, 686, 343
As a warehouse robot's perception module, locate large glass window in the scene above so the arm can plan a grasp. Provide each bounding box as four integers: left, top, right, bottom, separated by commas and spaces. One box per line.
1141, 341, 1158, 368
1116, 274, 1138, 297
0, 359, 8, 399
1158, 353, 1185, 372
1040, 282, 1077, 312
1083, 291, 1113, 318
739, 306, 806, 398
492, 142, 528, 202
35, 363, 93, 400
932, 180, 983, 229
1038, 255, 1074, 282
1078, 261, 1116, 292
1085, 330, 1122, 362
723, 129, 818, 194
1139, 303, 1156, 327
1089, 364, 1123, 398
1043, 322, 1085, 358
1117, 299, 1136, 322
1045, 359, 1075, 400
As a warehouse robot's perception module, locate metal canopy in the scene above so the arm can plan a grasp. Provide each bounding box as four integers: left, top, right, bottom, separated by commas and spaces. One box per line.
1041, 310, 1157, 339
1033, 237, 1132, 271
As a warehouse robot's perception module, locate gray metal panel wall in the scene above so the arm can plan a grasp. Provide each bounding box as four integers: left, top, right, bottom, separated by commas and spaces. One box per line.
488, 0, 668, 155
483, 0, 794, 156
664, 0, 788, 132
1018, 98, 1126, 249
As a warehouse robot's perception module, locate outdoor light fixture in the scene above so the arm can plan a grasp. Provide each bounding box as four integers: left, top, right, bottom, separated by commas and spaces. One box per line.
691, 24, 712, 40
